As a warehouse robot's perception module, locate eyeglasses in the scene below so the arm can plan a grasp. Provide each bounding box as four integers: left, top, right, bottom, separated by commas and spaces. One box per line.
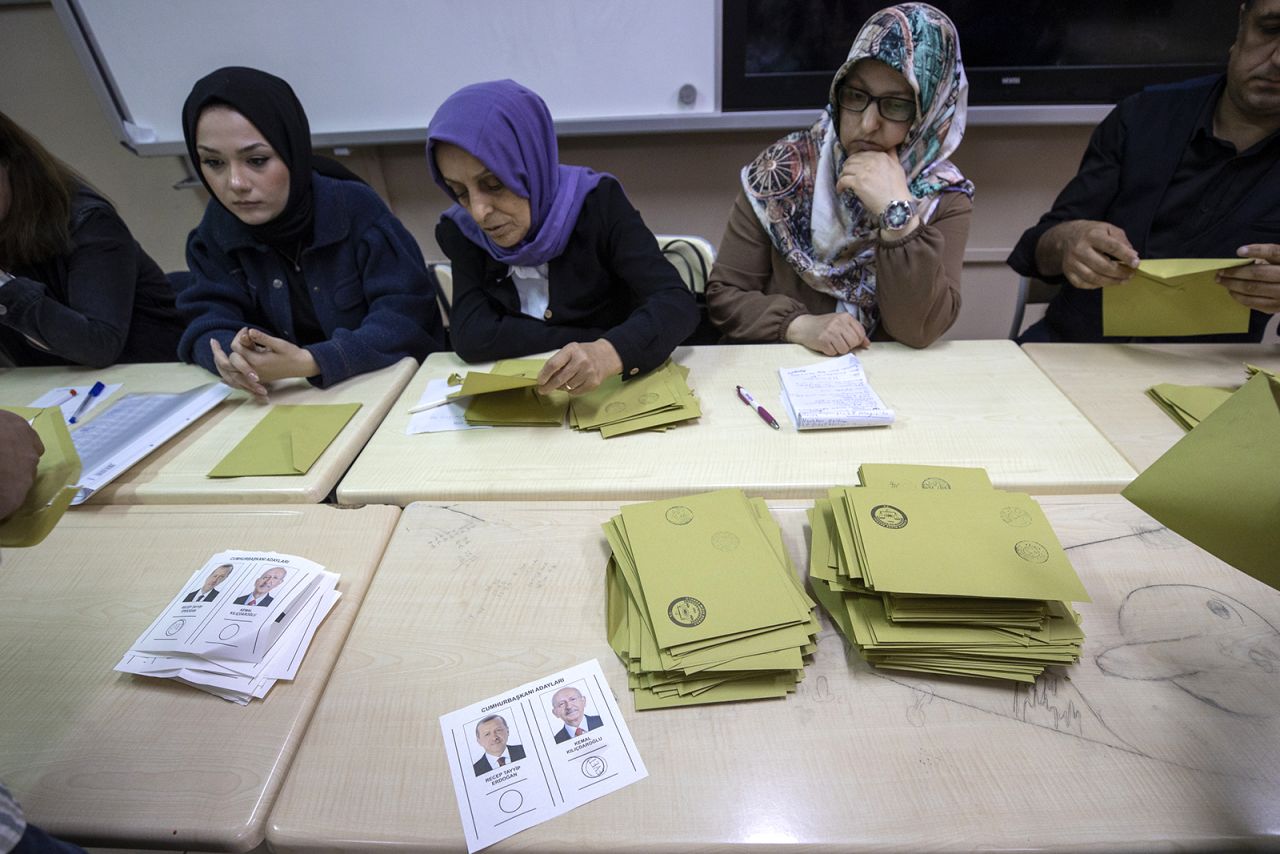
837, 86, 916, 123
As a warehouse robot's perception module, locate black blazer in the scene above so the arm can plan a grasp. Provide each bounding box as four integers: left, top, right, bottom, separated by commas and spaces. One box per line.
473, 742, 527, 776
233, 593, 273, 607
437, 177, 698, 378
183, 589, 220, 603
1008, 75, 1278, 342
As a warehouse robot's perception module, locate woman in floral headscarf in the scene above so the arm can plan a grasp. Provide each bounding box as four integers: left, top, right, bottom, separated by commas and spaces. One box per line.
707, 3, 973, 353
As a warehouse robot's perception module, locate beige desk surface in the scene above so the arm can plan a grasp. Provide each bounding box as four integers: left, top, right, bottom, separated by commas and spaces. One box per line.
0, 358, 416, 504
0, 503, 399, 852
269, 496, 1280, 853
1022, 342, 1280, 472
336, 341, 1136, 504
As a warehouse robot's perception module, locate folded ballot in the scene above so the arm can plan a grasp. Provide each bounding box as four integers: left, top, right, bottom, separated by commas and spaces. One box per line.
116, 550, 340, 704
605, 489, 817, 709
1103, 258, 1252, 337
811, 464, 1088, 684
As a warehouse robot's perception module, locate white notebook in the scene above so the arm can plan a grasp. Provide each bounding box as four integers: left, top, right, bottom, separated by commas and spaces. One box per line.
778, 353, 894, 430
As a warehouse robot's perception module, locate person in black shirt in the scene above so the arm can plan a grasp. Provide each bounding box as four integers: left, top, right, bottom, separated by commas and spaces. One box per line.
1008, 0, 1280, 342
0, 112, 182, 367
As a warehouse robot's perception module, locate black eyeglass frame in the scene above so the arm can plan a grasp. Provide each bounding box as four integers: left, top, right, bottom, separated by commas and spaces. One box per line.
835, 86, 917, 123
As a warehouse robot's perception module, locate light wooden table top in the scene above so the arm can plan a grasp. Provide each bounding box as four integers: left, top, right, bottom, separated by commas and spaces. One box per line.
0, 503, 399, 852
1023, 343, 1280, 472
0, 358, 416, 504
336, 341, 1136, 504
268, 495, 1280, 853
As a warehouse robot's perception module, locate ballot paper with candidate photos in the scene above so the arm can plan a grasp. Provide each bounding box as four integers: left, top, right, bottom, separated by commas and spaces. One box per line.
115, 551, 340, 703
439, 659, 646, 853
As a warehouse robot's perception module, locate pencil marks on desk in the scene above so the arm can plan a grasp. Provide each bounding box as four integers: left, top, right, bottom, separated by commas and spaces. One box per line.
1095, 584, 1280, 718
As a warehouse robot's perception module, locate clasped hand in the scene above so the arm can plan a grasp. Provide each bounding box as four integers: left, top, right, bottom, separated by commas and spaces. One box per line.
210, 327, 319, 402
836, 149, 911, 225
786, 313, 871, 356
536, 339, 623, 396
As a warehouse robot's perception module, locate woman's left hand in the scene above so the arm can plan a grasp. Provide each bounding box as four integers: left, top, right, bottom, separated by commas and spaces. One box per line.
537, 340, 623, 396
228, 327, 320, 383
836, 149, 910, 219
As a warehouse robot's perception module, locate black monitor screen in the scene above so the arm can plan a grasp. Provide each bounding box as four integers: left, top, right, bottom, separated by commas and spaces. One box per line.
724, 0, 1238, 110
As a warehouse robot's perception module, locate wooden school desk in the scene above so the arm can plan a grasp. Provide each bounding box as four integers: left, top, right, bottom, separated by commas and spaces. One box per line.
0, 358, 416, 504
267, 496, 1280, 852
0, 503, 398, 852
336, 341, 1136, 504
1022, 343, 1280, 472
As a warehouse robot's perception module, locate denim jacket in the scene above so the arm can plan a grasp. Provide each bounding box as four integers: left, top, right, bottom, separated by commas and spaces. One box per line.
178, 174, 443, 386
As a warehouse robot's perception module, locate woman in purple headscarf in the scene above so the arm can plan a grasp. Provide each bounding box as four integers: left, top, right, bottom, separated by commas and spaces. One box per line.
427, 80, 698, 395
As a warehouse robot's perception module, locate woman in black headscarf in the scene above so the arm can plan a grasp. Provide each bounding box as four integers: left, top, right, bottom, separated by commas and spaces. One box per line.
175, 66, 443, 399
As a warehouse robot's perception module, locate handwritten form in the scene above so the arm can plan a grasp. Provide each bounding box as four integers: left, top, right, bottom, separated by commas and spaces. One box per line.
778, 353, 894, 429
439, 659, 646, 852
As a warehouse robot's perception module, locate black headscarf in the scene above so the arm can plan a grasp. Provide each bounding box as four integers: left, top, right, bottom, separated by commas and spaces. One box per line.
181, 66, 362, 249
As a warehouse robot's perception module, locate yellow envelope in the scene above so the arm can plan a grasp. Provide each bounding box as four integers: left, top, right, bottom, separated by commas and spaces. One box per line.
207, 403, 360, 477
1123, 371, 1280, 591
1103, 258, 1252, 337
1145, 383, 1235, 431
0, 406, 82, 547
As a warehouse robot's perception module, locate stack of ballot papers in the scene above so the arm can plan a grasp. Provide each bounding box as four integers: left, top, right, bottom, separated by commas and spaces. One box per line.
569, 361, 700, 437
809, 464, 1090, 684
116, 551, 340, 704
604, 489, 819, 709
1146, 363, 1277, 430
778, 353, 893, 429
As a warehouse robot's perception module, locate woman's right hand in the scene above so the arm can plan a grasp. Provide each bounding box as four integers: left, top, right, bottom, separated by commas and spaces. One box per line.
785, 313, 871, 355
210, 335, 270, 402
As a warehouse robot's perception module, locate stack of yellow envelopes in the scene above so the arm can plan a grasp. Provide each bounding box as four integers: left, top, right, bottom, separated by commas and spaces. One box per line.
460, 359, 569, 426
809, 464, 1089, 683
570, 361, 699, 438
1146, 363, 1278, 431
604, 489, 818, 709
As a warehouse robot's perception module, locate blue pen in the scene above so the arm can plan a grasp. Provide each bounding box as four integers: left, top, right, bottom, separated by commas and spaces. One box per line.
68, 381, 105, 424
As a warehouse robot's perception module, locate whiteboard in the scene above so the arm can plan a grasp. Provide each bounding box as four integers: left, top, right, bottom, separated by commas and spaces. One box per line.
55, 0, 720, 155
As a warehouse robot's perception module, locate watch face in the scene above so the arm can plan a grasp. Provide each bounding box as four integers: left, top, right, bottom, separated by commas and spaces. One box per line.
882, 200, 912, 230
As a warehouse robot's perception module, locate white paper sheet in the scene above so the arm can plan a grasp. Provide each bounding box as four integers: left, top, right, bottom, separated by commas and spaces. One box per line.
439, 660, 647, 852
778, 353, 894, 430
407, 377, 490, 434
28, 383, 122, 423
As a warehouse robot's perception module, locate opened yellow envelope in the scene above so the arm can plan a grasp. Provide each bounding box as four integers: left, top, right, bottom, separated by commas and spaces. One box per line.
208, 403, 360, 477
450, 371, 538, 398
1103, 258, 1252, 337
0, 406, 82, 547
1123, 371, 1280, 591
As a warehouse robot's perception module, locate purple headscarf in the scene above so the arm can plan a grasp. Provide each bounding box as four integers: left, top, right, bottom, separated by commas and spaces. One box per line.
426, 80, 604, 267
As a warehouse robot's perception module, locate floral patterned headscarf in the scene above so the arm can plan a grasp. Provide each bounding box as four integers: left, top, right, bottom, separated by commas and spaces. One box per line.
741, 3, 972, 331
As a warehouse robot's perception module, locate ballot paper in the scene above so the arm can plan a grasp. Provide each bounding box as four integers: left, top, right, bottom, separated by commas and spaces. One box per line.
68, 382, 231, 503
115, 551, 340, 704
778, 353, 893, 429
439, 660, 646, 853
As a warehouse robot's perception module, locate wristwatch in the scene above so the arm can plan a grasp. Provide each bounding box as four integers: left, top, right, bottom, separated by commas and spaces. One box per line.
879, 199, 915, 231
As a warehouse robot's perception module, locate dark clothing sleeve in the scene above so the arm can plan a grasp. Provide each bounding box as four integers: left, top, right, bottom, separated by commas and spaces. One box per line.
1007, 106, 1127, 285
179, 228, 263, 377
440, 177, 698, 378
0, 205, 179, 368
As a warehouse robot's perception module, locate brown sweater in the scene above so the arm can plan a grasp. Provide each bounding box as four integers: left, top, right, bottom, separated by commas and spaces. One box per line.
706, 188, 972, 348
